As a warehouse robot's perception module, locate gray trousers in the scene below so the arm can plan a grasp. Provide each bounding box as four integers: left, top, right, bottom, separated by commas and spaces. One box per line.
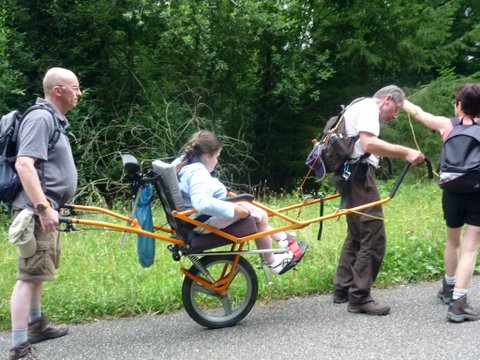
333, 165, 386, 305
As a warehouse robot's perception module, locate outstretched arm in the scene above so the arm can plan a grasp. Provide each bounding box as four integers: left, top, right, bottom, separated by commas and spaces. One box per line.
360, 132, 425, 166
402, 100, 450, 133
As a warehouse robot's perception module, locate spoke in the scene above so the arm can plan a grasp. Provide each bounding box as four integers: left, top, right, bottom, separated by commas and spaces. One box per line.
192, 283, 217, 297
220, 294, 233, 315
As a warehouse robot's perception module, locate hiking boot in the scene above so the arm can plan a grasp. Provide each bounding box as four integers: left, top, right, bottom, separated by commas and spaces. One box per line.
9, 342, 37, 360
333, 295, 348, 304
446, 295, 480, 323
28, 315, 68, 344
332, 291, 348, 304
347, 300, 391, 316
437, 279, 454, 305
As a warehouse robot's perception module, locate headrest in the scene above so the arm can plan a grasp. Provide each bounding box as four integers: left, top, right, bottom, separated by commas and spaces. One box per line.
152, 160, 185, 211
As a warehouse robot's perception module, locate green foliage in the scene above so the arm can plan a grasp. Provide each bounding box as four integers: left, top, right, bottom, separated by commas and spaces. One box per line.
0, 0, 479, 196
0, 6, 29, 111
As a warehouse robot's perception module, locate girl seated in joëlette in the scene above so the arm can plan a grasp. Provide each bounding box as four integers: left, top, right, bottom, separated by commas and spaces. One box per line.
173, 130, 307, 275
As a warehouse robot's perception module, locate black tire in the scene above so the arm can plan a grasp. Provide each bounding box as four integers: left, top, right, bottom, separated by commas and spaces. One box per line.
182, 254, 258, 329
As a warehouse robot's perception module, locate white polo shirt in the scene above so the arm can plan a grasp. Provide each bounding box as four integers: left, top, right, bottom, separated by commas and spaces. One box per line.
343, 98, 381, 168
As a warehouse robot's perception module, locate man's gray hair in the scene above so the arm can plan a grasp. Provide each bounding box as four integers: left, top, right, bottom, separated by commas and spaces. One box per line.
373, 85, 405, 103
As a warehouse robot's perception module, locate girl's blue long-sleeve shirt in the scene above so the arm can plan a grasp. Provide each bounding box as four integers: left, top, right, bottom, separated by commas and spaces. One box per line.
177, 161, 236, 218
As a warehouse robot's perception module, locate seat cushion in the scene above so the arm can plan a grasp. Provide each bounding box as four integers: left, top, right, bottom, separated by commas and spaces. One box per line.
189, 216, 258, 251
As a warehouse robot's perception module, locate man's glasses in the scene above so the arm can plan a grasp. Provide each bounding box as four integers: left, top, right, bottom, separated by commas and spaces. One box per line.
56, 84, 81, 92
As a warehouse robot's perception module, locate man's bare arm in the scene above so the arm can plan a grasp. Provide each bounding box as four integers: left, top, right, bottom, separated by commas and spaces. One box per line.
360, 132, 425, 166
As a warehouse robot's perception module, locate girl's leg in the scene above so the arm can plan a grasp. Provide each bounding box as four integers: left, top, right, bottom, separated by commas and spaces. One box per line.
254, 237, 275, 264
238, 202, 287, 241
239, 201, 307, 263
439, 226, 462, 302
447, 225, 480, 322
238, 202, 293, 264
445, 227, 462, 277
194, 207, 279, 264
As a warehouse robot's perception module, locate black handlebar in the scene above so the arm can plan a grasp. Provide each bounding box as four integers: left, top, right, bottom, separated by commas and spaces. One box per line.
389, 158, 433, 199
222, 194, 255, 202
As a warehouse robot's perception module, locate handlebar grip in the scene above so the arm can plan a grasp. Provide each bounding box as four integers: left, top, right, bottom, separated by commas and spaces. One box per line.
424, 158, 433, 179
58, 216, 71, 223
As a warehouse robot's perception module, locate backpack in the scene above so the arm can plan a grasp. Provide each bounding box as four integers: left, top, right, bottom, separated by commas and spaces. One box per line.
305, 98, 368, 181
439, 117, 480, 193
0, 105, 62, 206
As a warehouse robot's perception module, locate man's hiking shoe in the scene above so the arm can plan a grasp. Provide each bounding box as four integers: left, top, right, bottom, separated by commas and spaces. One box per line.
347, 300, 391, 316
9, 342, 37, 360
437, 279, 454, 305
333, 291, 348, 304
447, 295, 480, 323
28, 315, 68, 344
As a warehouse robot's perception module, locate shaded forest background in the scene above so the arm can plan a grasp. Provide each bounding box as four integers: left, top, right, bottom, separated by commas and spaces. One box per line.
0, 0, 479, 204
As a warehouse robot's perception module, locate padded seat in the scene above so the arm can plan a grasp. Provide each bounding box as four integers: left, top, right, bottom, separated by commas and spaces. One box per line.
189, 216, 258, 252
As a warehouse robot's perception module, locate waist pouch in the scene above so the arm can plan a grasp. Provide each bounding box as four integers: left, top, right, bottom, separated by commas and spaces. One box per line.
352, 162, 369, 182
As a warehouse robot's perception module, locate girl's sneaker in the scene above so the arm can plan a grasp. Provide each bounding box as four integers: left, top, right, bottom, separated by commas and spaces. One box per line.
285, 233, 308, 261
268, 251, 297, 275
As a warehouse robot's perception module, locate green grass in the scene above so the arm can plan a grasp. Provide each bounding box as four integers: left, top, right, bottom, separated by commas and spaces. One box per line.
0, 179, 450, 330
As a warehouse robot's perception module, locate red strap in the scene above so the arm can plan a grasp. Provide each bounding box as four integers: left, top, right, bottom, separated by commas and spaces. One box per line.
288, 241, 303, 259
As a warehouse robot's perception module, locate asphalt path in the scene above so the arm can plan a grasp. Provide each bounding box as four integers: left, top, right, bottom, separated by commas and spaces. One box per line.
2, 277, 480, 360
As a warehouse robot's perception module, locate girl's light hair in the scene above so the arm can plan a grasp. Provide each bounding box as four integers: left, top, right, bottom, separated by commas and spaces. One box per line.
175, 130, 222, 172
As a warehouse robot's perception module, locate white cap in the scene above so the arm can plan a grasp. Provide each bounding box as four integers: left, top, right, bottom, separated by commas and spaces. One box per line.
9, 209, 36, 258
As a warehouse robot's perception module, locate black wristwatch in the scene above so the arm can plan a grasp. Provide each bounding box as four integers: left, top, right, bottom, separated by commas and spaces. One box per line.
36, 201, 50, 213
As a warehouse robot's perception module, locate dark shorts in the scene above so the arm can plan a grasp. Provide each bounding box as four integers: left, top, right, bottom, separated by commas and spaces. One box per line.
442, 190, 480, 228
13, 209, 61, 282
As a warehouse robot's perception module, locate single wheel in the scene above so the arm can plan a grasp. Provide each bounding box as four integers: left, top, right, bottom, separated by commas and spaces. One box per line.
182, 254, 258, 329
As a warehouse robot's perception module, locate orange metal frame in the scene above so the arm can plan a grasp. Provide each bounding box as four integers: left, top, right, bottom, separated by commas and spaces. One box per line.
62, 192, 393, 248
61, 192, 392, 295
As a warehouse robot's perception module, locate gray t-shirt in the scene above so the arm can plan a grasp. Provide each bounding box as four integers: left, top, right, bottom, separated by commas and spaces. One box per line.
12, 98, 77, 210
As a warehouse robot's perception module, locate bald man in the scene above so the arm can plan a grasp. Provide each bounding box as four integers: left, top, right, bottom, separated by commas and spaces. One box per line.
9, 67, 82, 360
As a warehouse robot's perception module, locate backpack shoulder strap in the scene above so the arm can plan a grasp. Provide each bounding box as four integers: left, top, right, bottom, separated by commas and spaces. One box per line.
47, 119, 68, 151
452, 116, 480, 127
348, 96, 366, 107
328, 97, 365, 132
333, 97, 367, 136
20, 104, 55, 122
336, 97, 366, 124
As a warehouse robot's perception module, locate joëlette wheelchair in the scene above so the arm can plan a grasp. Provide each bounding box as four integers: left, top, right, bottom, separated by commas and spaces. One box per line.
58, 154, 432, 329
